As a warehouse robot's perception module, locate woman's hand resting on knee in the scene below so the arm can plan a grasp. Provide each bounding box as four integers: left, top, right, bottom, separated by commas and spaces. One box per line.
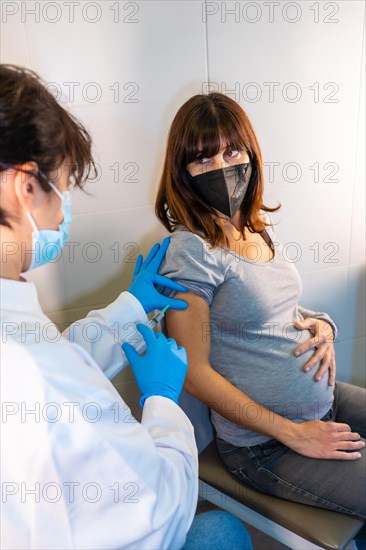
282, 419, 365, 460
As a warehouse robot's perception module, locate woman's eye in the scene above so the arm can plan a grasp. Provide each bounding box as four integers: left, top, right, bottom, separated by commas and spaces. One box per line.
196, 157, 210, 165
226, 149, 239, 159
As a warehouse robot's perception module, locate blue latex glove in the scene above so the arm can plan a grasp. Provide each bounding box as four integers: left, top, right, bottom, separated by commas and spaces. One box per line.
128, 237, 188, 314
122, 323, 188, 407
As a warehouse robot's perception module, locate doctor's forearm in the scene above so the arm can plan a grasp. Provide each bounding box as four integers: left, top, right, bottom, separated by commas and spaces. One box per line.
62, 291, 148, 379
140, 396, 199, 547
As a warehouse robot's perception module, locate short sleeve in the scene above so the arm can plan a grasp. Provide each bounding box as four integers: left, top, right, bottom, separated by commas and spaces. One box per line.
159, 231, 224, 305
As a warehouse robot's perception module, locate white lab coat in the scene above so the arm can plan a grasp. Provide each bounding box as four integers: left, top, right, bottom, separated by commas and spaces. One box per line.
0, 278, 198, 550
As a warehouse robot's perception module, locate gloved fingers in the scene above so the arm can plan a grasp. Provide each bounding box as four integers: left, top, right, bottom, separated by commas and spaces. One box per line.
154, 332, 166, 341
121, 342, 140, 364
153, 274, 188, 293
164, 338, 187, 362
136, 322, 159, 347
166, 339, 183, 354
140, 242, 161, 270
146, 236, 171, 272
164, 296, 188, 311
132, 254, 143, 276
173, 346, 188, 364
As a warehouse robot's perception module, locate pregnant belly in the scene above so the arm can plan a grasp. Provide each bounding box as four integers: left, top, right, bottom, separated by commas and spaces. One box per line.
211, 325, 334, 422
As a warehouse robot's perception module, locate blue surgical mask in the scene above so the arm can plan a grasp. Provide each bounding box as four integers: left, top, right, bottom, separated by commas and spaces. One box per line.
25, 180, 72, 271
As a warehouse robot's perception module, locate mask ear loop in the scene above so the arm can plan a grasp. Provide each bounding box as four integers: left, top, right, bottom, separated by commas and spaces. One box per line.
36, 169, 62, 198
26, 211, 39, 236
27, 171, 65, 233
47, 180, 63, 201
23, 176, 41, 236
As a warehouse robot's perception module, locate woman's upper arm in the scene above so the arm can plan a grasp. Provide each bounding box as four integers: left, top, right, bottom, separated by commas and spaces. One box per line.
165, 291, 212, 391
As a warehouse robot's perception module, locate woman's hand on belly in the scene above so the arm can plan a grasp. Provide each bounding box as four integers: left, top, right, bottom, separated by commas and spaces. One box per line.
283, 419, 365, 460
293, 318, 336, 385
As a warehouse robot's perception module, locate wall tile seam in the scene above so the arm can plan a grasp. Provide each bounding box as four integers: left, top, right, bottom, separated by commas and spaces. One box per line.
294, 263, 352, 273
23, 22, 34, 68
264, 186, 357, 195
71, 205, 155, 216
207, 80, 363, 89
53, 83, 363, 112
297, 264, 365, 276
51, 99, 179, 110
346, 18, 366, 268
45, 302, 118, 317
46, 306, 364, 324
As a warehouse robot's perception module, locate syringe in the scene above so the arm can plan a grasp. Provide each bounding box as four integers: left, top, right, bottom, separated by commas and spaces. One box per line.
144, 304, 169, 331
119, 304, 170, 369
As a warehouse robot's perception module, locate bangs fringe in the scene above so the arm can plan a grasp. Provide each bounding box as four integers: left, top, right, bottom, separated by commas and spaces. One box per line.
184, 111, 248, 165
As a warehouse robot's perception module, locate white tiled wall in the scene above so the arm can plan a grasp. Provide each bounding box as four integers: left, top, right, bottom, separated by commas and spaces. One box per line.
1, 0, 364, 385
205, 0, 365, 385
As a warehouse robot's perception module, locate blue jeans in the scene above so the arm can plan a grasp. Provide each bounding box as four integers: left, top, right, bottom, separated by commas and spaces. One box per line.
182, 511, 253, 550
216, 382, 366, 521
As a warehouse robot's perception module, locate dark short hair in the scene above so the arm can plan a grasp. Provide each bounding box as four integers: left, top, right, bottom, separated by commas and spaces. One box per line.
155, 92, 279, 247
0, 64, 97, 228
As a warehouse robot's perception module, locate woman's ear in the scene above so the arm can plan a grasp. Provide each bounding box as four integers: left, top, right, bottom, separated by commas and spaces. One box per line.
13, 162, 42, 212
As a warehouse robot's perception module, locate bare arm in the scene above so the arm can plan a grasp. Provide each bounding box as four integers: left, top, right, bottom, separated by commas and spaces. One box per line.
166, 291, 364, 460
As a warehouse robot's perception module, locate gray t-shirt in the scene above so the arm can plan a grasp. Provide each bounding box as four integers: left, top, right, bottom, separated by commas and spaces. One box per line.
159, 218, 336, 446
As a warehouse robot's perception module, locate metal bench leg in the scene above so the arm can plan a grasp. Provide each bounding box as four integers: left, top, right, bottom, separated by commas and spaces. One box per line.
199, 480, 327, 550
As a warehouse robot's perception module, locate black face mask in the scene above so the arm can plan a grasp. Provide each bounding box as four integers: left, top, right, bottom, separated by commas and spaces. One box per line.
188, 162, 252, 218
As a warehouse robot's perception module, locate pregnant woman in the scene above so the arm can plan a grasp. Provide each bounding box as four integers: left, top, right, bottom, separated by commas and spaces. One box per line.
155, 92, 366, 521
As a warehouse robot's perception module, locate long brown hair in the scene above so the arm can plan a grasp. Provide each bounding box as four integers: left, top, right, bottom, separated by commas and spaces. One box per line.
155, 92, 279, 247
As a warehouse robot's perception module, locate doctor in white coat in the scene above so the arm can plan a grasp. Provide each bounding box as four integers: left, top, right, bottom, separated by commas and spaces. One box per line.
0, 62, 197, 550
0, 64, 254, 550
